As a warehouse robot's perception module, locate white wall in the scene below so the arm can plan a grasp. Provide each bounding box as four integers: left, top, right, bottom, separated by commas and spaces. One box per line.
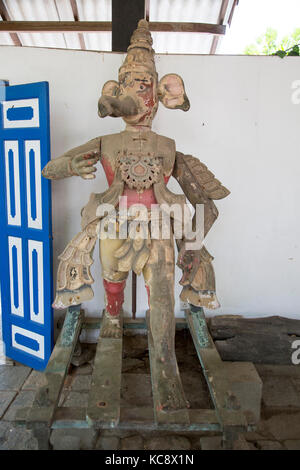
1, 46, 300, 321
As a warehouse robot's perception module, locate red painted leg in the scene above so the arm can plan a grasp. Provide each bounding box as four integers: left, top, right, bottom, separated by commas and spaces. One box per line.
101, 279, 126, 338
103, 279, 126, 316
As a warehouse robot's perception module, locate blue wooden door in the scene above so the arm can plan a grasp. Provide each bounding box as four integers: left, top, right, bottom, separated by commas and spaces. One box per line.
0, 81, 53, 370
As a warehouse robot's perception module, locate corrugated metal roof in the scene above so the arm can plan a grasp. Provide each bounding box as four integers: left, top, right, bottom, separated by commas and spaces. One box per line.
0, 0, 237, 53
0, 17, 13, 45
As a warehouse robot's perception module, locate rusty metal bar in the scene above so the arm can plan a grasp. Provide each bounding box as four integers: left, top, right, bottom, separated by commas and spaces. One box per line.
132, 271, 137, 319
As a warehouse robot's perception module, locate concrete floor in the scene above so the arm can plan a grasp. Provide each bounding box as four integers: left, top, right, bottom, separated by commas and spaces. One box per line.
1, 331, 300, 450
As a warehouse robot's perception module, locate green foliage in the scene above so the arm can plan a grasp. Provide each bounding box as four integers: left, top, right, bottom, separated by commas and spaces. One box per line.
244, 27, 300, 57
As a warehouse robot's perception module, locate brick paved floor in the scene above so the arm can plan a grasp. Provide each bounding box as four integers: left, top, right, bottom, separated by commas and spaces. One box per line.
1, 331, 300, 450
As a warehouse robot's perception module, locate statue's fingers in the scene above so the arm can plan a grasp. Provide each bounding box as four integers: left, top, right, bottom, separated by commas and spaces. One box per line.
86, 157, 99, 165
76, 161, 86, 169
77, 158, 98, 169
73, 154, 86, 164
73, 152, 98, 167
82, 173, 96, 180
81, 166, 97, 174
83, 151, 99, 160
179, 270, 192, 286
177, 255, 188, 268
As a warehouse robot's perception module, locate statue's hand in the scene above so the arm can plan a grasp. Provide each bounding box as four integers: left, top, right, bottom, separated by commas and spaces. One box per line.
70, 151, 99, 179
177, 247, 201, 286
177, 245, 216, 296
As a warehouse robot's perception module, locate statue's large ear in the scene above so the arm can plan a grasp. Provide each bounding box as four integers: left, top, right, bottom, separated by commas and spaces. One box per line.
158, 74, 190, 111
101, 80, 119, 97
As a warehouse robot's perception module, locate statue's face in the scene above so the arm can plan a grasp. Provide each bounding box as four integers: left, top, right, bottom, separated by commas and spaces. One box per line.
118, 70, 158, 126
98, 69, 189, 126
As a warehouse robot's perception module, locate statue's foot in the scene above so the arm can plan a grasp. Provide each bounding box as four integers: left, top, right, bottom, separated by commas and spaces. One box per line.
100, 310, 123, 338
52, 285, 94, 309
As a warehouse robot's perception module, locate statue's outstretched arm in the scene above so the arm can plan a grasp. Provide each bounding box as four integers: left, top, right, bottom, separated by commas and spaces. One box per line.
172, 151, 230, 309
42, 137, 101, 180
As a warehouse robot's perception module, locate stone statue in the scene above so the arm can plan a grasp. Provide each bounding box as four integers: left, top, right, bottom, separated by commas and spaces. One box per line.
42, 19, 229, 410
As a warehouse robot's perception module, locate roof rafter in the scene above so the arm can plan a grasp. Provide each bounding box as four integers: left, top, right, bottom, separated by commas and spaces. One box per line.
70, 0, 86, 50
210, 0, 230, 54
228, 0, 239, 26
145, 0, 150, 21
0, 0, 22, 46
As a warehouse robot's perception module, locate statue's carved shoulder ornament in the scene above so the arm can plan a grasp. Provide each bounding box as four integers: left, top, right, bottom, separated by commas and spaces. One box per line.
173, 151, 230, 202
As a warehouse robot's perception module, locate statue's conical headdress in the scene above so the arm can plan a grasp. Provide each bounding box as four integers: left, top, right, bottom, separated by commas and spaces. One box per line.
119, 19, 157, 78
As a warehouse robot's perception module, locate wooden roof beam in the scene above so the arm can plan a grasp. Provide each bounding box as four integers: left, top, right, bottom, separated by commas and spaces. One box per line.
0, 21, 226, 35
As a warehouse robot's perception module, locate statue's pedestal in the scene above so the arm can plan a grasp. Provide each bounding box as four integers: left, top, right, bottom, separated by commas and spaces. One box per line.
15, 305, 262, 450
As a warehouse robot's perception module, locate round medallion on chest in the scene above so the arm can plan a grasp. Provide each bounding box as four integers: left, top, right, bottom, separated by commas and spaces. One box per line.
118, 154, 161, 192
132, 163, 147, 176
